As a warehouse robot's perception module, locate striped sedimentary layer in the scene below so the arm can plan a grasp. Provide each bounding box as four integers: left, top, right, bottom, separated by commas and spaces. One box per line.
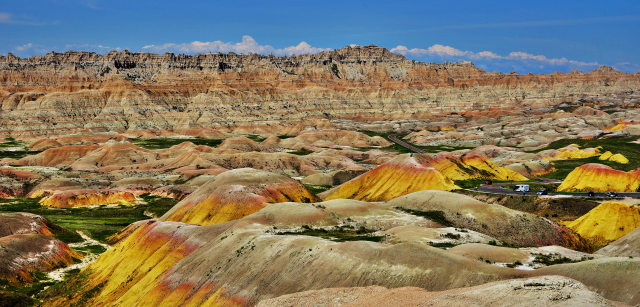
1, 46, 639, 137
323, 153, 526, 201
0, 213, 81, 285
557, 163, 640, 192
160, 168, 319, 225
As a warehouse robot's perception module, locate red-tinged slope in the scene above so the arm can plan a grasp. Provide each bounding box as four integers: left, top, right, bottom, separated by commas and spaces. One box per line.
160, 168, 319, 225
0, 234, 81, 285
0, 212, 60, 237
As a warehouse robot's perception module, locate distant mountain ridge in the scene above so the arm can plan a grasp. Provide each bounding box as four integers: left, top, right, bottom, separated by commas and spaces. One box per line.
0, 45, 638, 138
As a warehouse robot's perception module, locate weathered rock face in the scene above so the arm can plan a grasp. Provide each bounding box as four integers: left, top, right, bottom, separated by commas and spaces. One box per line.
1, 45, 639, 137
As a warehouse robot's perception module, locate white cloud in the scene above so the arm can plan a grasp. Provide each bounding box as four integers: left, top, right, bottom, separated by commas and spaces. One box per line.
0, 12, 58, 25
65, 44, 121, 52
391, 44, 601, 70
14, 43, 33, 51
142, 35, 331, 56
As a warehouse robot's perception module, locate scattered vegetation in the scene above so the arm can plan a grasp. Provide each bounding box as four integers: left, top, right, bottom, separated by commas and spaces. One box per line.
394, 207, 453, 227
287, 149, 314, 156
279, 225, 385, 242
244, 135, 266, 142
531, 253, 592, 266
528, 136, 640, 179
131, 137, 223, 150
303, 184, 331, 195
0, 194, 178, 243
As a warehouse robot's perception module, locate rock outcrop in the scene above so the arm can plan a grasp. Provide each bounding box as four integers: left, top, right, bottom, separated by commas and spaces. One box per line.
1, 45, 639, 138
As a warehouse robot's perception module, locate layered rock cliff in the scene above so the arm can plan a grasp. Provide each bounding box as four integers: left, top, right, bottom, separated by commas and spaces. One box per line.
1, 45, 639, 137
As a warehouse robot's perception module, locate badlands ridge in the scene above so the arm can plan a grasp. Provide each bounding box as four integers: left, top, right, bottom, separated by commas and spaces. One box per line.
0, 46, 639, 306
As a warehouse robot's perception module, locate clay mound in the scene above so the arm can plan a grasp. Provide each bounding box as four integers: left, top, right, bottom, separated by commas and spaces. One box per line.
385, 190, 589, 250
448, 243, 530, 264
216, 136, 266, 152
160, 168, 319, 225
257, 276, 625, 307
68, 142, 155, 171
279, 129, 392, 149
0, 234, 81, 285
384, 226, 497, 245
15, 145, 100, 168
0, 212, 61, 237
557, 164, 640, 192
28, 138, 62, 151
506, 160, 555, 177
38, 189, 138, 208
596, 227, 640, 257
543, 144, 601, 160
322, 155, 459, 201
599, 151, 629, 164
574, 106, 609, 117
0, 168, 42, 181
323, 153, 529, 201
537, 257, 640, 305
567, 201, 640, 243
203, 152, 319, 177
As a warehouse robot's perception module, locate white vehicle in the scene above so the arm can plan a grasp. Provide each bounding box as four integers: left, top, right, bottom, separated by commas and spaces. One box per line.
513, 184, 530, 192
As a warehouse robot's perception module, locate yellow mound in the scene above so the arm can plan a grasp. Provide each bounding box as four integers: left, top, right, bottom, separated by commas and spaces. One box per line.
598, 151, 629, 164
324, 157, 458, 202
568, 201, 640, 242
557, 164, 640, 192
160, 168, 319, 225
323, 153, 527, 202
544, 144, 601, 161
598, 151, 613, 160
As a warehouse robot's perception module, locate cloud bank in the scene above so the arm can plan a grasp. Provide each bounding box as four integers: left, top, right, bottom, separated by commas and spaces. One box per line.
142, 35, 331, 56
391, 44, 602, 73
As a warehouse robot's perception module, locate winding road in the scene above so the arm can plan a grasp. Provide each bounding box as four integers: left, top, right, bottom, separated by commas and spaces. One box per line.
386, 133, 640, 198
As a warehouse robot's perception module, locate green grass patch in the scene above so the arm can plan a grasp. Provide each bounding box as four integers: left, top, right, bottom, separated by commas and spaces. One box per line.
303, 184, 331, 195
528, 136, 640, 179
75, 244, 107, 255
287, 149, 314, 156
395, 207, 453, 227
0, 195, 178, 243
131, 137, 223, 150
244, 135, 267, 142
428, 242, 458, 249
280, 225, 384, 242
277, 135, 296, 139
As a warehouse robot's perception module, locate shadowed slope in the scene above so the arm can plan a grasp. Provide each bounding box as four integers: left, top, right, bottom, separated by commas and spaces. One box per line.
385, 190, 589, 250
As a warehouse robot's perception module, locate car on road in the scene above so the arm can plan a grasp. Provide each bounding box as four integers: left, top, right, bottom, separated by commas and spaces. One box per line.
536, 189, 548, 195
588, 191, 595, 197
606, 192, 619, 197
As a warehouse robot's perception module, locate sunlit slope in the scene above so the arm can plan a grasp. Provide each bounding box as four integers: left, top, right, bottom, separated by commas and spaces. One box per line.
557, 163, 640, 192
160, 168, 319, 225
568, 201, 640, 242
324, 153, 526, 202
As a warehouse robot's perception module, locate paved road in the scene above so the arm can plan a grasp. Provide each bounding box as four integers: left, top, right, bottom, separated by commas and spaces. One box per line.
386, 133, 640, 198
388, 133, 426, 153
475, 179, 640, 198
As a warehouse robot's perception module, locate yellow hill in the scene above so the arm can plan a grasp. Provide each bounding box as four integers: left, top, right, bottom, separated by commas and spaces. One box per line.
324, 153, 526, 202
598, 151, 629, 164
568, 201, 640, 242
557, 164, 640, 192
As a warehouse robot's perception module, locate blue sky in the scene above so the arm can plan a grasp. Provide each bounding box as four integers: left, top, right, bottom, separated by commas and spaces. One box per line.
2, 0, 639, 74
